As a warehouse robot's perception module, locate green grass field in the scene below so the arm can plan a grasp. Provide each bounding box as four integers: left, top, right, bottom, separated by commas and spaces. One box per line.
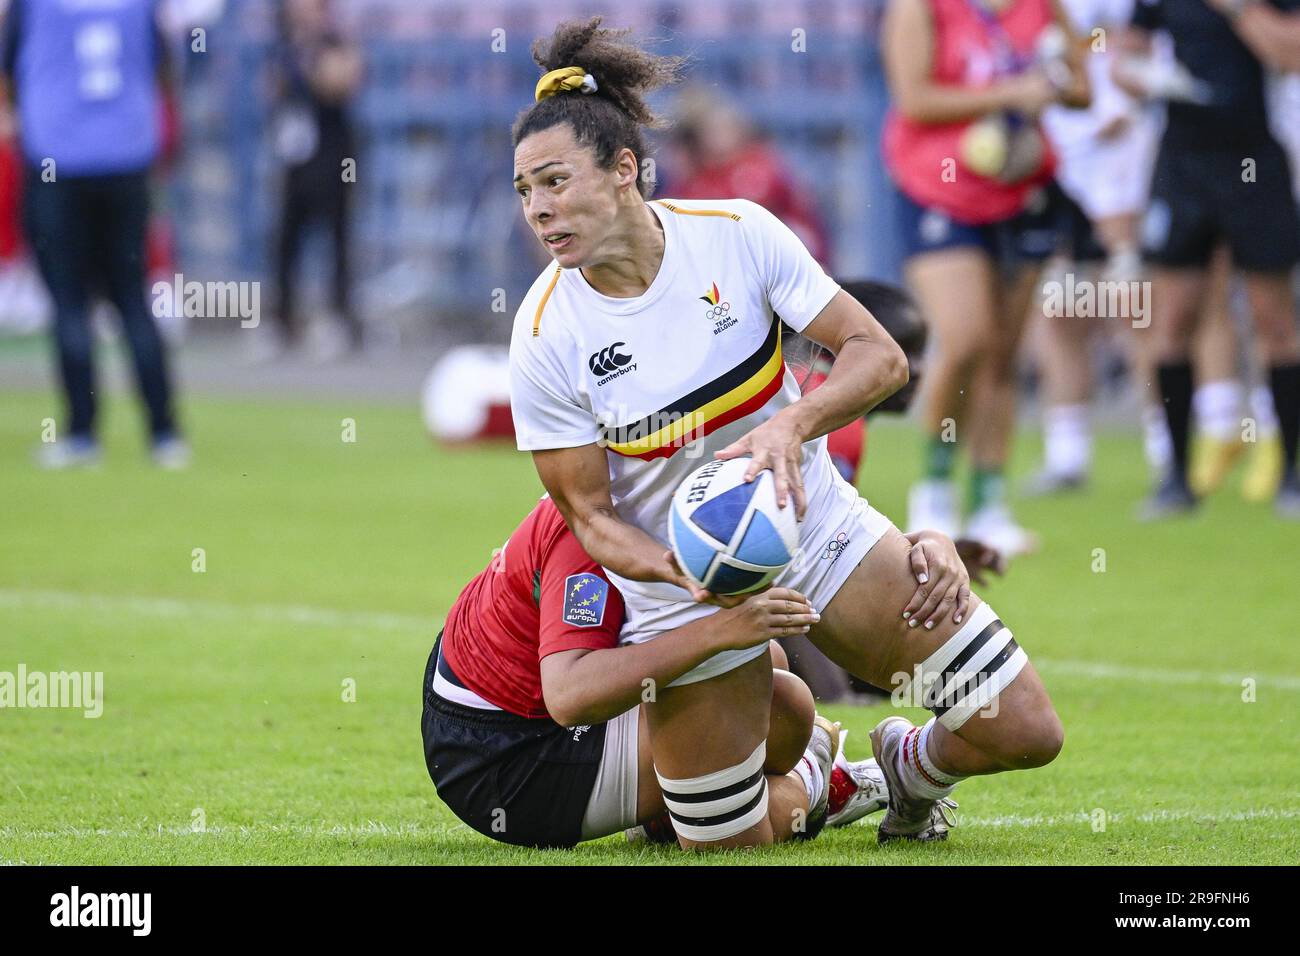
1, 386, 1296, 865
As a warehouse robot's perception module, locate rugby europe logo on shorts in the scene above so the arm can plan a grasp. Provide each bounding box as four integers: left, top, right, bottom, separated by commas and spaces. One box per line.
700, 282, 737, 334
588, 342, 637, 386
563, 574, 609, 627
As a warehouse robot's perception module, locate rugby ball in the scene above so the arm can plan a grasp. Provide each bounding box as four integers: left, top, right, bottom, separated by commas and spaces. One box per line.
668, 457, 800, 595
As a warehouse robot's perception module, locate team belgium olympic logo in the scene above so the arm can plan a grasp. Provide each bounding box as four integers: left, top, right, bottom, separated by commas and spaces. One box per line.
700, 282, 738, 334
820, 532, 851, 562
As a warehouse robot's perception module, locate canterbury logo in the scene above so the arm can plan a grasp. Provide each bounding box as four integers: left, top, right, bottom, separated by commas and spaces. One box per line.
589, 342, 633, 376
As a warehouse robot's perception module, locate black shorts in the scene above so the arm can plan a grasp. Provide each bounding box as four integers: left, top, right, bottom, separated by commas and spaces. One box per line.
896, 182, 1084, 271
420, 640, 607, 848
1142, 134, 1300, 273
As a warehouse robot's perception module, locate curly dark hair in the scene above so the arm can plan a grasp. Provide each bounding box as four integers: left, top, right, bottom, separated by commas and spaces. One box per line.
512, 17, 685, 199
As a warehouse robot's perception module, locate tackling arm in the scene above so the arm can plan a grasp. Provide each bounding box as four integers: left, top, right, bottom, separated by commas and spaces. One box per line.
540, 588, 816, 727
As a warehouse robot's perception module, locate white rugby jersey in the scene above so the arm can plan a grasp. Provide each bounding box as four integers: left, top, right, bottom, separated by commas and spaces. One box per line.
509, 197, 843, 602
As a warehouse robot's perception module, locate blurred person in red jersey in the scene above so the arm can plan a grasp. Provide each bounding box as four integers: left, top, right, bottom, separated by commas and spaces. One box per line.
666, 85, 831, 267
881, 0, 1089, 557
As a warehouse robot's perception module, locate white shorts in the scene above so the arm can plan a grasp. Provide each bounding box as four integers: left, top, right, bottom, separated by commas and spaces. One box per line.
1052, 114, 1160, 224
615, 472, 896, 687
579, 705, 641, 840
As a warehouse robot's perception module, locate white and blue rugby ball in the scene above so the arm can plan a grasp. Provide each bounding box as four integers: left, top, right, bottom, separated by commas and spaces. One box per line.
669, 457, 801, 595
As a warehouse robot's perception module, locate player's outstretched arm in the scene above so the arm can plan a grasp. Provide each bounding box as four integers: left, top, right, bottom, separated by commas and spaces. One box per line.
540, 588, 817, 728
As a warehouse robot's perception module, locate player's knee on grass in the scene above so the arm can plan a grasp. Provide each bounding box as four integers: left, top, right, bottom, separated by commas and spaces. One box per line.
765, 670, 814, 776
655, 741, 773, 850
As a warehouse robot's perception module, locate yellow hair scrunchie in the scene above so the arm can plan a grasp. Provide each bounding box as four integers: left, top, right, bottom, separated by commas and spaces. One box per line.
535, 66, 598, 102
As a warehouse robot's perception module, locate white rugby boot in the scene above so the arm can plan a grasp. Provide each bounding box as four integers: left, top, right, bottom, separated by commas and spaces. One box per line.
35, 436, 101, 470
963, 502, 1038, 559
907, 479, 961, 538
827, 730, 889, 827
870, 716, 955, 844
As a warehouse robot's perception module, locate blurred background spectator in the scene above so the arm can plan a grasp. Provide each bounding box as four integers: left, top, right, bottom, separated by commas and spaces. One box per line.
2, 0, 188, 468
263, 0, 364, 361
663, 84, 830, 266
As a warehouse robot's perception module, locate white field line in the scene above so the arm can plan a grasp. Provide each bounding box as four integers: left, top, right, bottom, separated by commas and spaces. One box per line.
3, 807, 1299, 841
0, 588, 1297, 691
1031, 658, 1300, 692
0, 588, 436, 634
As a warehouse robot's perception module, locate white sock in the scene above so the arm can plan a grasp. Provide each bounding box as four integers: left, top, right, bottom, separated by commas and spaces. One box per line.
1251, 385, 1280, 436
794, 749, 825, 807
1043, 403, 1091, 477
896, 719, 964, 801
1103, 244, 1143, 284
1143, 404, 1172, 474
1194, 380, 1245, 442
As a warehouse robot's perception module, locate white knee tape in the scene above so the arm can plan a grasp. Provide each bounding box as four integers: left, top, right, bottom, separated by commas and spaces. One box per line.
654, 741, 769, 843
893, 602, 1028, 731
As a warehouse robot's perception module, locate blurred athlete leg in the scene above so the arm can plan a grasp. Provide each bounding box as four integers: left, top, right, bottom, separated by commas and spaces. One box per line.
25, 171, 97, 442
965, 262, 1040, 544
1188, 249, 1245, 496
275, 177, 311, 344
1148, 266, 1209, 508
1027, 261, 1094, 491
905, 247, 1000, 537
1242, 270, 1300, 508
327, 178, 363, 349
93, 172, 178, 442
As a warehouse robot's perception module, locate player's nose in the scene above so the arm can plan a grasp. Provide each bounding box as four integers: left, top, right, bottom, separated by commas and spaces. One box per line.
526, 194, 553, 224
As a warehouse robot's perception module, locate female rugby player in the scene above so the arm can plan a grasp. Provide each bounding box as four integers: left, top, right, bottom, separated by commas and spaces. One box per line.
882, 0, 1090, 552
421, 495, 969, 848
507, 18, 1063, 849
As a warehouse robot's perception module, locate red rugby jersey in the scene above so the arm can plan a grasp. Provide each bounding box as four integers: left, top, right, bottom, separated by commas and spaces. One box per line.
440, 498, 624, 719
